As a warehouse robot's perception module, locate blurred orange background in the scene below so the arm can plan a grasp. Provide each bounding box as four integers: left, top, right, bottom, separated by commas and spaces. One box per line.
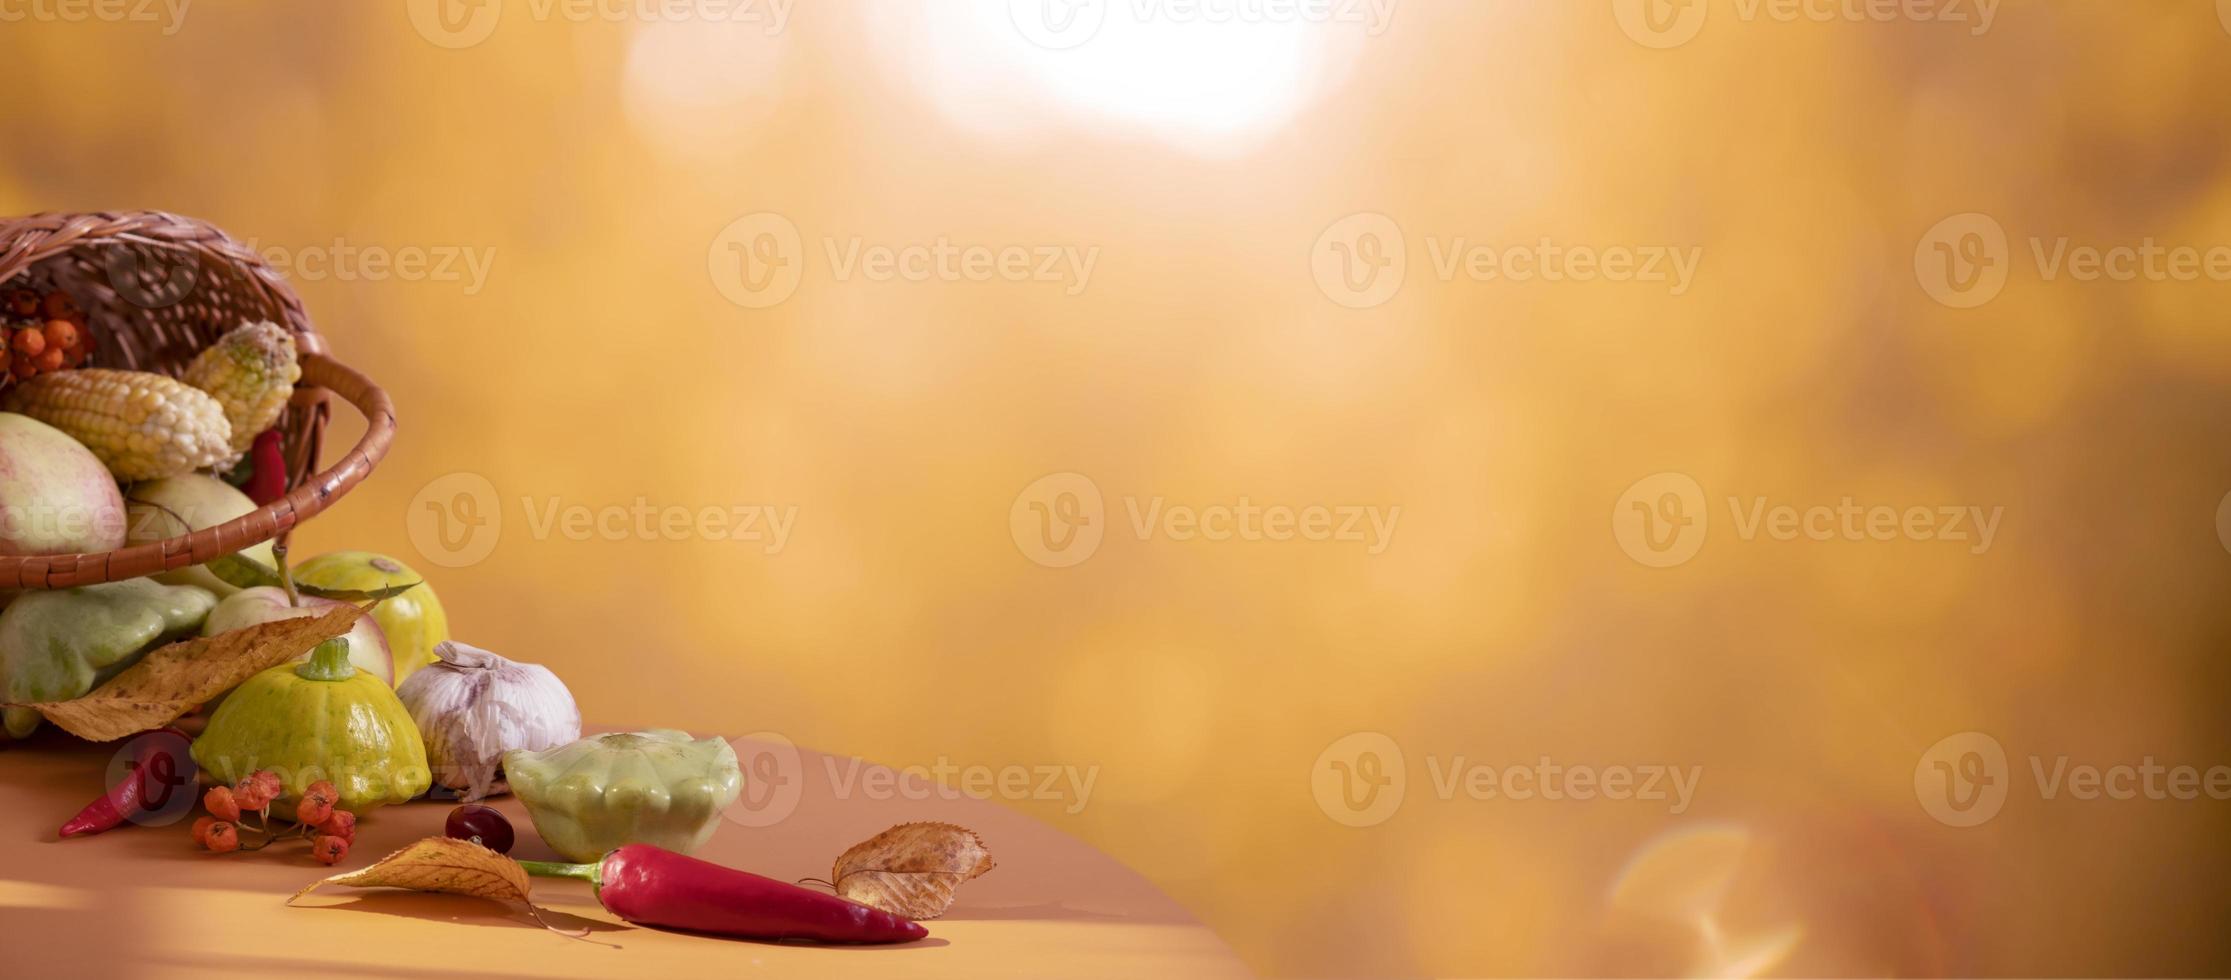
7, 1, 2231, 974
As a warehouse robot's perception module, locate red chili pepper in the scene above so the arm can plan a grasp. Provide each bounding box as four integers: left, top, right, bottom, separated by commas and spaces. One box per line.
520, 844, 928, 944
59, 727, 195, 838
245, 429, 287, 505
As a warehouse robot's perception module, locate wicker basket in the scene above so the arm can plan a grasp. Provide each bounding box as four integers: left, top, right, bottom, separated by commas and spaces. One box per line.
0, 210, 394, 590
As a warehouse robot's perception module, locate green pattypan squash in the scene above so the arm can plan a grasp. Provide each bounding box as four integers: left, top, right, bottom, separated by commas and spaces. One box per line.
192, 637, 431, 813
0, 578, 216, 739
507, 730, 741, 862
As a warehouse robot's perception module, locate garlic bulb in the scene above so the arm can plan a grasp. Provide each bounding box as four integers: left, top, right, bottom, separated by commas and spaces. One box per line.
395, 640, 581, 801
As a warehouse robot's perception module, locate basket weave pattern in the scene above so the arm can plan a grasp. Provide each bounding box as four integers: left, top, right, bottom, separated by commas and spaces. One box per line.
0, 210, 394, 589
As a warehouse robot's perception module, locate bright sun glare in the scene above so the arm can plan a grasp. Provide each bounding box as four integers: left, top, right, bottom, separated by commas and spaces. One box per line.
877, 1, 1362, 152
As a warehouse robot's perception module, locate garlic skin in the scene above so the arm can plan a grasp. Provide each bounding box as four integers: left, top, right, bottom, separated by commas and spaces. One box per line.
395, 640, 581, 801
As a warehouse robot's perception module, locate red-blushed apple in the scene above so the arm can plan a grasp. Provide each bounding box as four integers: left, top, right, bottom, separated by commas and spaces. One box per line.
0, 412, 127, 555
202, 586, 394, 685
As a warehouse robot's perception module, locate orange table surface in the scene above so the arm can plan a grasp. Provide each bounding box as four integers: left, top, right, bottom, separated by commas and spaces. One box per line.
0, 729, 1248, 979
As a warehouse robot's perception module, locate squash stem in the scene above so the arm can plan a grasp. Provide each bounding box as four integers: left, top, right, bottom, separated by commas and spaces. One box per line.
518, 859, 600, 884
294, 638, 357, 681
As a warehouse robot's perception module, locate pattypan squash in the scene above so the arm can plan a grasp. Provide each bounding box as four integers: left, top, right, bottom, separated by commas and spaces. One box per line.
0, 578, 216, 739
507, 730, 741, 861
193, 636, 431, 812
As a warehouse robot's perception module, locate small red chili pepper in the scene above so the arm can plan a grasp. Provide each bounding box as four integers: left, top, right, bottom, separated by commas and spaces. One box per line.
59, 727, 195, 838
520, 844, 928, 944
246, 429, 287, 504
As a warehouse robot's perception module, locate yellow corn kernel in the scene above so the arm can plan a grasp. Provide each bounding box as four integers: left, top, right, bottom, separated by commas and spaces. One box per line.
3, 369, 234, 481
182, 321, 300, 455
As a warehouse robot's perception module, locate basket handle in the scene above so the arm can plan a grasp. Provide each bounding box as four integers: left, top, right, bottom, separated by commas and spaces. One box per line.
0, 352, 395, 590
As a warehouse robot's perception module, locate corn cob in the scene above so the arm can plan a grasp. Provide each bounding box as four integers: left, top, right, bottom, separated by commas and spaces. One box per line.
3, 369, 233, 481
183, 321, 300, 455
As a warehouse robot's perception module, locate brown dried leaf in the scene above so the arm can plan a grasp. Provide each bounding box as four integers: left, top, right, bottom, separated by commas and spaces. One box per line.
290, 836, 580, 936
11, 603, 358, 742
832, 821, 995, 920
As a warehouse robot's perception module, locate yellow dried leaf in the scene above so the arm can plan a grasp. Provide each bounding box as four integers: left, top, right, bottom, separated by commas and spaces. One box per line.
290, 836, 582, 936
12, 603, 358, 742
832, 821, 995, 920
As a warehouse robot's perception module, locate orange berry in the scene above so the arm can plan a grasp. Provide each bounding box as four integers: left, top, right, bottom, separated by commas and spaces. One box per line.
10, 329, 43, 357
204, 822, 240, 854
191, 815, 217, 847
42, 320, 77, 351
3, 291, 37, 317
40, 292, 77, 320
320, 809, 357, 841
232, 775, 277, 812
296, 795, 333, 827
9, 353, 34, 379
312, 835, 350, 865
33, 348, 61, 372
203, 785, 242, 823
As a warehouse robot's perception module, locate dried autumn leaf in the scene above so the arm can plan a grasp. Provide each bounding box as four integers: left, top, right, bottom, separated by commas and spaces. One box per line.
290, 836, 580, 936
832, 822, 996, 920
7, 603, 358, 742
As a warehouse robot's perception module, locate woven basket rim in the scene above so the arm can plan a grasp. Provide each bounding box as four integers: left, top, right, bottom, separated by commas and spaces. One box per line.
0, 210, 395, 590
